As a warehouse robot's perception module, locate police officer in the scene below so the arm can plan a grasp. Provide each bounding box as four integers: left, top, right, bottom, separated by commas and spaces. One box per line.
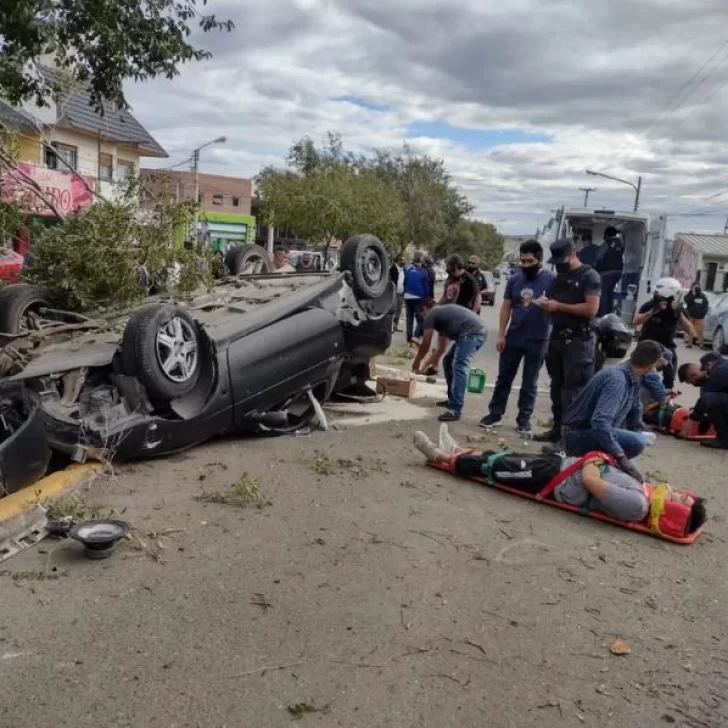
533, 239, 602, 443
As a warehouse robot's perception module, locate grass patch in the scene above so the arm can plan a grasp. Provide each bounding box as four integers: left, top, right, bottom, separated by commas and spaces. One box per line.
387, 346, 414, 360
195, 473, 272, 508
40, 493, 115, 522
309, 451, 388, 479
287, 701, 331, 720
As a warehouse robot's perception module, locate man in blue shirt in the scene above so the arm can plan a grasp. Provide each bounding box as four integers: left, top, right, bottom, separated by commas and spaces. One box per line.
480, 240, 556, 436
562, 339, 665, 481
403, 252, 431, 343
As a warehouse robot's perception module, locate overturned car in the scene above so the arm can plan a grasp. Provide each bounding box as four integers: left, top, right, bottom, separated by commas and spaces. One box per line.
0, 235, 394, 495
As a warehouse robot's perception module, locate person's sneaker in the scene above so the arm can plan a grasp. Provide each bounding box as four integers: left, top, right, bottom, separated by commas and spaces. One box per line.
479, 414, 502, 428
423, 366, 438, 377
413, 431, 442, 460
516, 423, 533, 438
436, 400, 450, 408
438, 411, 461, 422
533, 428, 561, 443
438, 423, 458, 453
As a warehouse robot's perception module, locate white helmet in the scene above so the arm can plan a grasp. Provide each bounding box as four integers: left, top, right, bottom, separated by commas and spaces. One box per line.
654, 276, 683, 302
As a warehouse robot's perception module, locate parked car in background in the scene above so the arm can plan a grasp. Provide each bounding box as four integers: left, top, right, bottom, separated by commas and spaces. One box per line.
0, 248, 24, 284
481, 271, 497, 306
702, 292, 728, 350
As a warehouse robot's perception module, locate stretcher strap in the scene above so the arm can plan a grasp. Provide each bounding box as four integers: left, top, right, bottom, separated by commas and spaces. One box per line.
481, 452, 504, 485
535, 451, 617, 502
649, 484, 668, 536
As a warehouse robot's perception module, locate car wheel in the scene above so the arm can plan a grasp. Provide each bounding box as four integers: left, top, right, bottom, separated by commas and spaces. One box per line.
339, 234, 390, 300
0, 283, 53, 334
224, 244, 273, 275
713, 326, 724, 353
121, 305, 202, 400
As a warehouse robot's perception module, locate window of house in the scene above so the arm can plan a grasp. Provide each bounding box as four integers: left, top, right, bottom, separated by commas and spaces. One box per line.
45, 142, 78, 171
198, 193, 204, 204
117, 159, 134, 180
212, 194, 223, 206
99, 153, 113, 182
231, 196, 240, 207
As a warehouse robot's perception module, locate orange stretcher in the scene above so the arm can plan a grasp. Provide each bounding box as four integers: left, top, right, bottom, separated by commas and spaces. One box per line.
428, 450, 703, 545
644, 401, 717, 441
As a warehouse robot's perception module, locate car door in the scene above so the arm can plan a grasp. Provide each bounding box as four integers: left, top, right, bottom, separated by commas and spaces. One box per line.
704, 294, 728, 342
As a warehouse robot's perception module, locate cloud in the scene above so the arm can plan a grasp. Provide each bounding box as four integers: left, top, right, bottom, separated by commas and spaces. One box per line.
126, 0, 728, 234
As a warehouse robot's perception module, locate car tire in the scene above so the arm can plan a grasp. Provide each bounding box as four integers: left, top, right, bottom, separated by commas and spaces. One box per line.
224, 244, 273, 275
713, 326, 724, 353
0, 283, 53, 334
339, 234, 390, 300
121, 305, 202, 400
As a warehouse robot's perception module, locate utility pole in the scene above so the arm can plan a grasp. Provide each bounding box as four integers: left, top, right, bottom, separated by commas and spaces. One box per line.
579, 187, 596, 207
586, 169, 642, 212
723, 216, 728, 235
192, 148, 200, 241
190, 136, 227, 243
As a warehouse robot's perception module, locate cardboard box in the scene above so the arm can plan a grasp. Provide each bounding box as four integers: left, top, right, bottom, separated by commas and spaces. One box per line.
376, 376, 417, 398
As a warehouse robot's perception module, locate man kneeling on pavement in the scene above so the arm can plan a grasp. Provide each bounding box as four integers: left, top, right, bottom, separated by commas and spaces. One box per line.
547, 339, 666, 481
411, 301, 486, 423
678, 352, 728, 450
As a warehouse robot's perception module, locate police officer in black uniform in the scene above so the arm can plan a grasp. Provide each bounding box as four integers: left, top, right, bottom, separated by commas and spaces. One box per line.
534, 239, 602, 443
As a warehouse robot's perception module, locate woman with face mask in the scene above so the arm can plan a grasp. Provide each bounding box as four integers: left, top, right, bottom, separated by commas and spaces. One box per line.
480, 240, 557, 436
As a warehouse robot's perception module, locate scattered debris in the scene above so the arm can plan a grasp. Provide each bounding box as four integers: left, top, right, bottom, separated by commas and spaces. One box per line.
227, 662, 302, 679
41, 495, 115, 522
251, 593, 273, 612
69, 520, 130, 560
195, 473, 272, 508
287, 701, 331, 720
1, 569, 67, 582
309, 451, 388, 478
609, 639, 631, 656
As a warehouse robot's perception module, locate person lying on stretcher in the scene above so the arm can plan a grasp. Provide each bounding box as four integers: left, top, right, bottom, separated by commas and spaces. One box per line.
414, 426, 706, 533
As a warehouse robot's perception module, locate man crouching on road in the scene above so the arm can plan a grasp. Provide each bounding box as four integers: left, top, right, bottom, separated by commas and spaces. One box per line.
678, 353, 728, 450
412, 300, 486, 423
557, 340, 666, 482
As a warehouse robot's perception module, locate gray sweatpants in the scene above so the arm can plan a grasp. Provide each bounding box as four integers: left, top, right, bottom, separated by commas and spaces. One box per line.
554, 458, 649, 522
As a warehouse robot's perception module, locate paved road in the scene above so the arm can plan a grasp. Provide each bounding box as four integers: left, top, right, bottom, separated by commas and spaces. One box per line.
2, 288, 725, 728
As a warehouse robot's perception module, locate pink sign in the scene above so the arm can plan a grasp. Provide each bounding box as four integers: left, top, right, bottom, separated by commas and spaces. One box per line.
2, 162, 94, 217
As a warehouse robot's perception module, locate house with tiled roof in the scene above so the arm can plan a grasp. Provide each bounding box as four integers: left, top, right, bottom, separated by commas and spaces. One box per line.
0, 66, 166, 221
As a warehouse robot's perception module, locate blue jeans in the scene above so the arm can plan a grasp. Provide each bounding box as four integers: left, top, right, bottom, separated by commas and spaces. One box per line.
443, 334, 486, 415
488, 339, 548, 426
564, 428, 645, 460
405, 298, 424, 341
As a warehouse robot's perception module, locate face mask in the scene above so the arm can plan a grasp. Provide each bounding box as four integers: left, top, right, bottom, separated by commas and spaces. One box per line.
521, 264, 540, 280
556, 262, 571, 275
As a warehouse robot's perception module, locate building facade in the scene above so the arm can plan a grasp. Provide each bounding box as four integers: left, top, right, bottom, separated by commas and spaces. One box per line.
140, 169, 255, 250
0, 66, 166, 252
670, 233, 728, 292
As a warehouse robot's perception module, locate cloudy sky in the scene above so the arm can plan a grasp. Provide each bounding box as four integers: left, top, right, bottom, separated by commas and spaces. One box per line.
127, 0, 728, 235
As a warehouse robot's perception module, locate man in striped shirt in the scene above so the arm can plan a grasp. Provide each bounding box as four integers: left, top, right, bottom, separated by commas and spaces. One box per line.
560, 340, 665, 482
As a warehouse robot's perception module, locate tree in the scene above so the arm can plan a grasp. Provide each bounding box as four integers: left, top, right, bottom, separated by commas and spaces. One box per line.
439, 219, 506, 270
257, 163, 405, 255
24, 178, 212, 311
367, 145, 473, 252
0, 1, 234, 112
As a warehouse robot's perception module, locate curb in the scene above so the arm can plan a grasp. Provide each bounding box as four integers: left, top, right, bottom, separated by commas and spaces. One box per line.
0, 463, 105, 563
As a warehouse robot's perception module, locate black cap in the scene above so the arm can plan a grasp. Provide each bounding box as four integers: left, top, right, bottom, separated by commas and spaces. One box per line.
548, 239, 574, 265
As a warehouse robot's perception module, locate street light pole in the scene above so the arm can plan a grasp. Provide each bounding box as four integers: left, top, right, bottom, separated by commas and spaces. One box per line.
586, 169, 642, 212
579, 187, 596, 208
191, 136, 227, 243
